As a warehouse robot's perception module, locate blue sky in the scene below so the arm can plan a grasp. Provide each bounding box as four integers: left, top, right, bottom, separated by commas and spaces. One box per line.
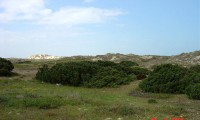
0, 0, 199, 58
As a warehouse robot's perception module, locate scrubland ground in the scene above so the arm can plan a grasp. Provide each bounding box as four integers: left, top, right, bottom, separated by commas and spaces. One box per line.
0, 61, 199, 120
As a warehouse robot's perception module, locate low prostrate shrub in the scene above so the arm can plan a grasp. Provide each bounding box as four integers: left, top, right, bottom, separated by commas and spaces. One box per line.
189, 65, 200, 73
0, 58, 14, 76
36, 61, 138, 88
119, 61, 139, 67
180, 72, 200, 93
36, 62, 99, 86
139, 64, 200, 100
182, 65, 200, 100
139, 64, 187, 93
186, 84, 200, 100
84, 67, 135, 88
131, 67, 150, 80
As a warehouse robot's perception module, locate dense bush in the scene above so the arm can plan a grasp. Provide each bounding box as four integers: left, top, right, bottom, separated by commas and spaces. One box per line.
186, 84, 200, 100
139, 63, 200, 99
96, 60, 138, 75
189, 65, 200, 73
180, 72, 200, 93
139, 64, 187, 93
36, 61, 138, 88
36, 62, 99, 86
0, 58, 14, 76
131, 67, 150, 80
84, 67, 136, 88
96, 60, 118, 67
119, 61, 139, 67
182, 68, 200, 99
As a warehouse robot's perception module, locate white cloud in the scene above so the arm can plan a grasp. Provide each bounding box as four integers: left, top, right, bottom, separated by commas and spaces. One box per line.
0, 0, 123, 26
38, 7, 123, 26
0, 0, 51, 22
0, 0, 125, 58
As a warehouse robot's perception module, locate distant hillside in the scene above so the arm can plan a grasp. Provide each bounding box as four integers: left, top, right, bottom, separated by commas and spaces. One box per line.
29, 54, 63, 60
7, 50, 200, 68
60, 51, 200, 68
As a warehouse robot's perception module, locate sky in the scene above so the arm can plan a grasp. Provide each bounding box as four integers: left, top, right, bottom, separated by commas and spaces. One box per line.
0, 0, 199, 58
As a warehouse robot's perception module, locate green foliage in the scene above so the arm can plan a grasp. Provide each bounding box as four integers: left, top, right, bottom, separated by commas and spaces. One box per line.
189, 65, 200, 73
139, 63, 200, 100
131, 66, 150, 80
183, 72, 200, 84
185, 84, 200, 100
179, 65, 200, 98
180, 72, 200, 93
35, 64, 49, 82
119, 61, 139, 67
0, 58, 14, 76
96, 60, 118, 67
0, 68, 11, 76
139, 64, 187, 93
36, 61, 138, 88
84, 67, 135, 88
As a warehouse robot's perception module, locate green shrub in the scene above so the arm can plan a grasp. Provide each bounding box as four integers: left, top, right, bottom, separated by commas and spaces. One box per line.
131, 67, 150, 80
185, 84, 200, 100
139, 64, 187, 93
139, 63, 200, 100
36, 61, 138, 88
36, 64, 50, 82
119, 61, 139, 67
84, 67, 136, 88
180, 72, 200, 93
0, 58, 14, 76
0, 68, 11, 76
97, 60, 137, 75
127, 74, 137, 82
189, 65, 200, 73
96, 60, 118, 67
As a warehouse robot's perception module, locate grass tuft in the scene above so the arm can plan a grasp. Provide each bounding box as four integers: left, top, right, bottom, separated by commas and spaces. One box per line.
23, 97, 65, 109
96, 104, 145, 116
148, 99, 158, 104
